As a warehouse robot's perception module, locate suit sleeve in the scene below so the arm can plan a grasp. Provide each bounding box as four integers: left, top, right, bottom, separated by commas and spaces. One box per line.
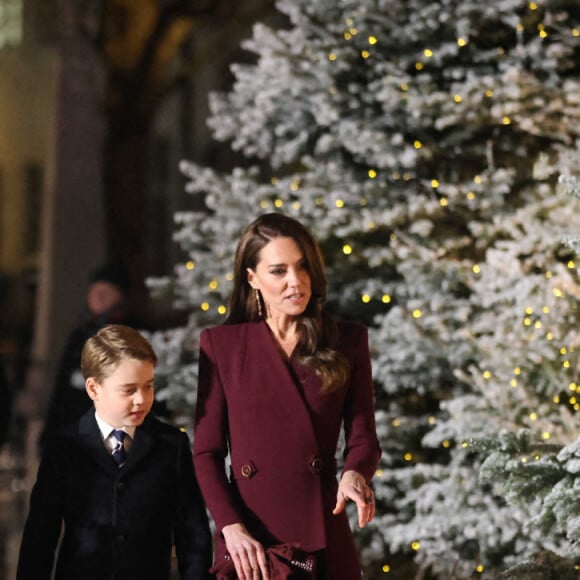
172, 430, 213, 580
16, 447, 65, 579
341, 325, 382, 483
193, 328, 244, 533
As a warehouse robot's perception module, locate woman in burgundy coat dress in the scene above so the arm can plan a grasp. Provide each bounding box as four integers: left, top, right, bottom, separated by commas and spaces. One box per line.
193, 213, 381, 580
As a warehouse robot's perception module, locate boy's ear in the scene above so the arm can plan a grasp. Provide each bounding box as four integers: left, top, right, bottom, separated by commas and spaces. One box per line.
85, 377, 100, 401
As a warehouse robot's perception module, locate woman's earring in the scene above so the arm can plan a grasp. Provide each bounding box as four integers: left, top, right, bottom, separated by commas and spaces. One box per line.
255, 289, 263, 319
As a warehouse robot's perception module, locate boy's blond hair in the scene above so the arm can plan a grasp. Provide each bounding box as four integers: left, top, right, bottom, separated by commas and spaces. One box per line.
81, 324, 157, 383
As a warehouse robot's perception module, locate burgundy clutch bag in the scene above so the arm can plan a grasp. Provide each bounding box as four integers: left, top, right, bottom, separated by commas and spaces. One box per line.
210, 542, 316, 579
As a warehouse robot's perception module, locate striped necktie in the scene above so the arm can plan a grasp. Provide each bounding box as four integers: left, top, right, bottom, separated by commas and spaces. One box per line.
111, 429, 127, 466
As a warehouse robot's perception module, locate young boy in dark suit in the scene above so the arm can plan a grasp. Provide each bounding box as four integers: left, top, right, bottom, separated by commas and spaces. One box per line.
17, 324, 213, 580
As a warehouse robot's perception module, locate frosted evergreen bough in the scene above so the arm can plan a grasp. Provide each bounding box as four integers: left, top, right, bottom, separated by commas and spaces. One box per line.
150, 1, 580, 577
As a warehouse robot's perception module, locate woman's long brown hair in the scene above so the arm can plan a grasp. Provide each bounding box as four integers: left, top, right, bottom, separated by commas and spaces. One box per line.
226, 213, 349, 393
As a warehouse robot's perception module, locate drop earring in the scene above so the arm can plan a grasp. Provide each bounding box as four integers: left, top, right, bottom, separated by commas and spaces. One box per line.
255, 289, 263, 319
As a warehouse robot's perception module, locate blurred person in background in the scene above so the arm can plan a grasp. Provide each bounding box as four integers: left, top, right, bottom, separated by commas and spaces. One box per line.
39, 263, 139, 450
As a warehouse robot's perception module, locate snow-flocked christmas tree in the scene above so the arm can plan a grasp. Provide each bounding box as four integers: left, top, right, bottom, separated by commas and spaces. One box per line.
148, 1, 580, 577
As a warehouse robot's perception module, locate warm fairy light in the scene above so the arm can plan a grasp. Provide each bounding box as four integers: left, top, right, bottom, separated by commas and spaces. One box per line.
561, 347, 568, 355
431, 179, 440, 188
467, 191, 476, 200
542, 432, 551, 440
274, 199, 283, 207
440, 197, 448, 207
270, 177, 278, 185
412, 309, 422, 318
454, 94, 462, 103
349, 27, 358, 35
510, 379, 517, 388
361, 50, 370, 59
483, 370, 491, 379
476, 565, 484, 573
564, 361, 571, 368
523, 317, 532, 326
260, 200, 269, 208
376, 469, 383, 476
567, 260, 575, 269
344, 31, 352, 40
315, 197, 324, 206
521, 457, 528, 464
553, 395, 560, 403
342, 244, 353, 255
529, 2, 538, 9
543, 306, 550, 313
424, 49, 433, 57
569, 383, 577, 391
382, 564, 391, 573
368, 36, 377, 45
368, 169, 377, 178
570, 396, 577, 405
201, 302, 210, 311
361, 294, 371, 303
539, 29, 548, 39
328, 53, 337, 61
428, 416, 436, 425
416, 62, 424, 71
442, 440, 450, 448
534, 321, 542, 329
573, 29, 580, 37
529, 412, 537, 421
546, 332, 553, 340
517, 23, 524, 32
208, 280, 219, 290
382, 294, 392, 303
218, 305, 227, 315
414, 140, 423, 149
545, 271, 553, 279
186, 260, 195, 270
525, 307, 533, 314
392, 418, 401, 427
336, 199, 345, 208
472, 265, 480, 274
411, 541, 421, 551
226, 273, 233, 281
502, 116, 512, 125
292, 201, 301, 210
474, 175, 482, 184
462, 441, 469, 448
514, 367, 521, 375
404, 453, 413, 461
457, 37, 467, 47
485, 89, 493, 97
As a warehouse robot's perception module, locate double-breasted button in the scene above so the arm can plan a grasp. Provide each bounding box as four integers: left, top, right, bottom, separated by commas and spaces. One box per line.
240, 463, 256, 478
309, 456, 322, 474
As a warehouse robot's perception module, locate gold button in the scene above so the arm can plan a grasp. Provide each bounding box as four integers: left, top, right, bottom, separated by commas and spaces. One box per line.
241, 464, 254, 478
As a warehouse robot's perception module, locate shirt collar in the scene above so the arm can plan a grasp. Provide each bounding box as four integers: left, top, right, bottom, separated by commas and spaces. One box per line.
94, 412, 136, 440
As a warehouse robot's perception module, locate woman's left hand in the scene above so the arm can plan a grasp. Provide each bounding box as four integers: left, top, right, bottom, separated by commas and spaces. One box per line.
332, 469, 375, 528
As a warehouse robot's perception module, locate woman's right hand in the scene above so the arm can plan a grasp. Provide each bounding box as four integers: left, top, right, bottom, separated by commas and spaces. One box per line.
222, 522, 269, 579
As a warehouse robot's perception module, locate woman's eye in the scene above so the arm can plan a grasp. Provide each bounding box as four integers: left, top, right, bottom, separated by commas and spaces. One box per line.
270, 268, 286, 275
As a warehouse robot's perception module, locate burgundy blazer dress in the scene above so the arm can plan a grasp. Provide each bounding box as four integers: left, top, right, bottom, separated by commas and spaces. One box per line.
193, 320, 381, 579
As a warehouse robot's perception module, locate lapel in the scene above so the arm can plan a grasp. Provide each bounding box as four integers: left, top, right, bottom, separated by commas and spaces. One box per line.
78, 410, 118, 472
249, 322, 319, 442
121, 417, 155, 473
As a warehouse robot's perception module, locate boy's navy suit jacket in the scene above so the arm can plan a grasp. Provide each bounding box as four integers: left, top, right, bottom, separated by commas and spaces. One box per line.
17, 410, 212, 580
